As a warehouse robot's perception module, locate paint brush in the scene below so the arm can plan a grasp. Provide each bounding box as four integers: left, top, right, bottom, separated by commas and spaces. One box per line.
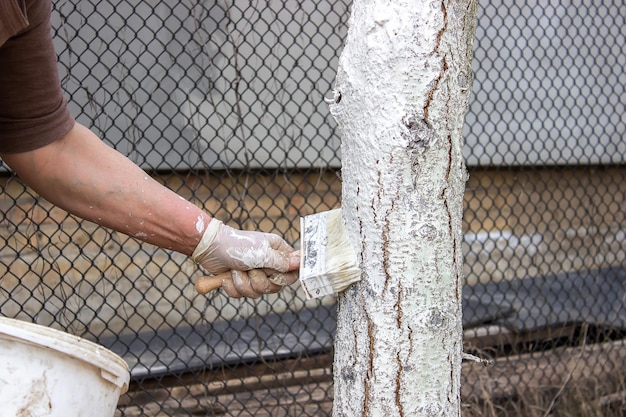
299, 208, 361, 299
194, 208, 361, 299
194, 269, 291, 295
195, 272, 232, 295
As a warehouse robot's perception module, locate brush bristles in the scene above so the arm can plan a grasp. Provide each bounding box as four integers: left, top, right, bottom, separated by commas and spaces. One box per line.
299, 209, 361, 299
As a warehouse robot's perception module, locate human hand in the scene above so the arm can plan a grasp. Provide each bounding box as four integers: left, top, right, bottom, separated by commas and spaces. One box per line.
192, 219, 299, 298
194, 267, 299, 298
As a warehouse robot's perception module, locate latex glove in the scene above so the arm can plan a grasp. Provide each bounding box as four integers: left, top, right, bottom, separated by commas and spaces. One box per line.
192, 219, 299, 298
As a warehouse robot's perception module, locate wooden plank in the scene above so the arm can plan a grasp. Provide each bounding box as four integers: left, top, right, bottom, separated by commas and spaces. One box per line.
461, 339, 626, 402
121, 352, 333, 406
121, 323, 595, 399
117, 339, 626, 416
117, 375, 334, 417
463, 323, 581, 352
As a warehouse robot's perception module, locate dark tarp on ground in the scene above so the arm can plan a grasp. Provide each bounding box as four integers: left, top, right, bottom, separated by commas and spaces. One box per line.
103, 266, 625, 379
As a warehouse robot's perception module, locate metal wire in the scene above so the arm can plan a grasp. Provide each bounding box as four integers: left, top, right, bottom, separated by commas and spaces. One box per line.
0, 0, 624, 416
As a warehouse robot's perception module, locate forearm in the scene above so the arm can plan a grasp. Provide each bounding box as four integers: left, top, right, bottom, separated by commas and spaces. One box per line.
1, 123, 210, 256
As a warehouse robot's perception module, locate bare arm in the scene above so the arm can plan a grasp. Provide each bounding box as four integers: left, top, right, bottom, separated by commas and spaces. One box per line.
1, 122, 211, 255
1, 122, 299, 297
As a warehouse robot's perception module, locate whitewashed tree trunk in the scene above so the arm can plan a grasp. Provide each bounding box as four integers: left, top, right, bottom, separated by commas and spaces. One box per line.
329, 1, 478, 416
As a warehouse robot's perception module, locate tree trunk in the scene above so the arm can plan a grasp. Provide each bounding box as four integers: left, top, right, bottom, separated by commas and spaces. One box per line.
329, 1, 478, 416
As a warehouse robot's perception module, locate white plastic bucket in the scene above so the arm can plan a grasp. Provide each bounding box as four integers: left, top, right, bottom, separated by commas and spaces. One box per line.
0, 317, 130, 417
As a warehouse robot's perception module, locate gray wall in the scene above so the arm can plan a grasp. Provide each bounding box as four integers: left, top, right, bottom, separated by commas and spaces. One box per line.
464, 0, 625, 166
47, 0, 625, 170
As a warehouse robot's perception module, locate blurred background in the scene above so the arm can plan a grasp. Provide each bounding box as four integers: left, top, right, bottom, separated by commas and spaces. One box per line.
0, 0, 624, 415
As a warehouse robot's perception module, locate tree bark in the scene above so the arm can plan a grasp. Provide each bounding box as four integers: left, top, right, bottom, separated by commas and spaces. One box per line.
329, 1, 478, 416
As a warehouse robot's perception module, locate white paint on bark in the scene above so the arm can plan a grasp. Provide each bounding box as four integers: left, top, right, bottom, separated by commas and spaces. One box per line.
329, 1, 477, 416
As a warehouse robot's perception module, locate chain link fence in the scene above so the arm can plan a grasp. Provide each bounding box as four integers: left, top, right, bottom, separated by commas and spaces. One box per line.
1, 0, 624, 416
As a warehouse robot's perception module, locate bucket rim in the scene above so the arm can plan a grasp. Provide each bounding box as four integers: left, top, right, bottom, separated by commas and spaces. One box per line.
0, 317, 130, 390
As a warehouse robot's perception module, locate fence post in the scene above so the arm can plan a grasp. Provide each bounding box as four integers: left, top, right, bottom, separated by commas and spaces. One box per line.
328, 1, 478, 415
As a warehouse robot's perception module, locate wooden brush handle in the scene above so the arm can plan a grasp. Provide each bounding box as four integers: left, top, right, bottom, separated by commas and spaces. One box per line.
195, 272, 232, 295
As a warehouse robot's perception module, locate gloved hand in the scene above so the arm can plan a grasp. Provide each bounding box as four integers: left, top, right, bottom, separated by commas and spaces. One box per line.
192, 219, 299, 298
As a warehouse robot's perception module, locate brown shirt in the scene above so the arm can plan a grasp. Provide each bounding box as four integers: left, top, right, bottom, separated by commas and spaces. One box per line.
0, 0, 75, 154
0, 0, 28, 46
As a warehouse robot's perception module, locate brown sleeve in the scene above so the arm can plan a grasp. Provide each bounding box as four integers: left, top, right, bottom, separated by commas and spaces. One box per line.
0, 0, 75, 154
0, 0, 29, 47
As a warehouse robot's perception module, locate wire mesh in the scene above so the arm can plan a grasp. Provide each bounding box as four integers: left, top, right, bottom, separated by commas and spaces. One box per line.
0, 0, 624, 416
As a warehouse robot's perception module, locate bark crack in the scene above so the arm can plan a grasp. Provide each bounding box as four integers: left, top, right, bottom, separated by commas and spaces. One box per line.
382, 215, 391, 293
434, 0, 448, 53
364, 312, 375, 416
423, 57, 448, 121
443, 130, 454, 259
395, 350, 405, 417
395, 286, 405, 416
424, 1, 449, 120
445, 133, 452, 183
376, 168, 394, 294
